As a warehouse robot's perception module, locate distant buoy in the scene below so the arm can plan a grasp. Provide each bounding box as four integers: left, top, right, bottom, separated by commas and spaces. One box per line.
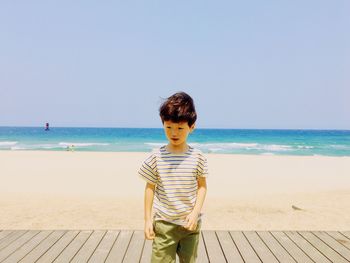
45, 122, 50, 131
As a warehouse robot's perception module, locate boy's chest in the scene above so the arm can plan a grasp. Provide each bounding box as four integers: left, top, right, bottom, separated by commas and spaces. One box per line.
156, 157, 198, 179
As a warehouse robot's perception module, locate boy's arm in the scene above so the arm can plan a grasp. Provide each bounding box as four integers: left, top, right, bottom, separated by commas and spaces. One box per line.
144, 182, 156, 239
184, 177, 207, 230
144, 182, 155, 221
193, 177, 207, 215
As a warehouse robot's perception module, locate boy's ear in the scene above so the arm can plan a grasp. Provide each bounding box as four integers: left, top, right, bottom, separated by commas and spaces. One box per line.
190, 123, 196, 132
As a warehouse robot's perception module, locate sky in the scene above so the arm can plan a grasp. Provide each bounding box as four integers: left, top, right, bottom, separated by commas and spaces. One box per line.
0, 1, 349, 129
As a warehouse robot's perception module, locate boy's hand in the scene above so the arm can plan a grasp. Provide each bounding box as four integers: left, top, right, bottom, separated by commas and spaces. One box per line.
144, 220, 155, 240
184, 210, 199, 231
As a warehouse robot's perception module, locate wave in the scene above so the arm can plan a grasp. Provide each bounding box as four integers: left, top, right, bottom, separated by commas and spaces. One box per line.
11, 146, 27, 150
144, 142, 165, 147
329, 144, 350, 150
0, 141, 18, 146
192, 142, 294, 152
59, 142, 110, 147
9, 142, 110, 150
11, 144, 64, 150
297, 145, 314, 149
144, 142, 306, 152
37, 144, 65, 149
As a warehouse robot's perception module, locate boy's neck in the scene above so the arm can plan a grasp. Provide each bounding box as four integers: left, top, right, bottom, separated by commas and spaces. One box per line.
166, 143, 189, 154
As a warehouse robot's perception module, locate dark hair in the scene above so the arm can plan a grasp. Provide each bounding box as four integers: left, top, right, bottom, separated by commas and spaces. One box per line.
159, 92, 197, 127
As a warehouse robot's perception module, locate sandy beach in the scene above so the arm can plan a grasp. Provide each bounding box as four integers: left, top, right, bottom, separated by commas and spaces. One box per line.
0, 151, 349, 230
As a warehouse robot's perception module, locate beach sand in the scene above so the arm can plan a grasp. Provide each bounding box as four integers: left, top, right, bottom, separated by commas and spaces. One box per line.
0, 151, 349, 230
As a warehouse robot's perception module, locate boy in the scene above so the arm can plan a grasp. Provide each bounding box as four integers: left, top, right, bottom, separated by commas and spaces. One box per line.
138, 92, 208, 263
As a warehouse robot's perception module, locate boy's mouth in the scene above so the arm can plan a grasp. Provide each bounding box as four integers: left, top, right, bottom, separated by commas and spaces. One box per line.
171, 138, 179, 141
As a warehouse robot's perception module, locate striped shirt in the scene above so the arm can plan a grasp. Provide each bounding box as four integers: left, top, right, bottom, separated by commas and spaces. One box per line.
138, 145, 208, 226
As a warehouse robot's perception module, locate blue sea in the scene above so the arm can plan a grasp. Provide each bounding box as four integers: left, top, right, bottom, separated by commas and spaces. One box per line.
0, 127, 350, 156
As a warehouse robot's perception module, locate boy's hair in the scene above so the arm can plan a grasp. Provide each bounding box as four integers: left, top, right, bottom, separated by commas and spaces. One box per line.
159, 92, 197, 127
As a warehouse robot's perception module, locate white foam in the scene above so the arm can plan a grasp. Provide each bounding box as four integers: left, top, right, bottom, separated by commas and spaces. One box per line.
11, 146, 27, 150
145, 142, 294, 152
197, 142, 292, 152
262, 144, 292, 151
144, 142, 164, 147
297, 145, 314, 149
36, 144, 62, 149
0, 141, 18, 146
192, 142, 260, 150
329, 144, 350, 150
59, 142, 109, 147
10, 144, 58, 150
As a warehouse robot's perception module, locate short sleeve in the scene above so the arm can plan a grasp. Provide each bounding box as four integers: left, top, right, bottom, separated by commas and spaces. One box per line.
138, 153, 158, 185
197, 153, 208, 178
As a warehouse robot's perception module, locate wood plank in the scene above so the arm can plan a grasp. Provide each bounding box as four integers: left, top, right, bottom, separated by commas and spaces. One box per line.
216, 231, 243, 263
270, 231, 313, 263
36, 230, 80, 263
0, 230, 27, 250
70, 230, 106, 262
327, 231, 350, 250
0, 231, 13, 242
197, 232, 209, 263
341, 231, 350, 240
88, 230, 119, 263
123, 230, 145, 263
105, 230, 132, 263
2, 230, 52, 263
0, 230, 40, 261
230, 231, 261, 263
313, 231, 350, 262
299, 231, 348, 263
257, 231, 295, 263
3, 229, 349, 263
19, 230, 66, 263
53, 230, 92, 262
202, 230, 226, 262
244, 231, 278, 263
140, 239, 153, 263
285, 231, 331, 263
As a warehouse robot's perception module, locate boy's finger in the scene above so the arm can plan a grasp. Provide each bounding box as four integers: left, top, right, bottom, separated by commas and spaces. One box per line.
185, 222, 192, 229
145, 232, 154, 240
188, 222, 197, 231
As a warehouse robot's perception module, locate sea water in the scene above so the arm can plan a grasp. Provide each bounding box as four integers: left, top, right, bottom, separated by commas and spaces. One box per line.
0, 127, 349, 156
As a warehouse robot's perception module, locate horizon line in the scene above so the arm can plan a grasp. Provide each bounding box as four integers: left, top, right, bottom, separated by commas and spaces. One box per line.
0, 125, 349, 131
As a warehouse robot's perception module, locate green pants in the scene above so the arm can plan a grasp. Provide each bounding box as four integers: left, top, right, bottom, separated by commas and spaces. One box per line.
151, 220, 202, 263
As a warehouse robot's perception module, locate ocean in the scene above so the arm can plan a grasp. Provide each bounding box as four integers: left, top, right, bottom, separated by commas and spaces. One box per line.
0, 127, 349, 157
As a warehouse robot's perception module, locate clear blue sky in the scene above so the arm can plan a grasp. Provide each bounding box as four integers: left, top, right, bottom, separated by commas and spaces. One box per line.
1, 1, 349, 129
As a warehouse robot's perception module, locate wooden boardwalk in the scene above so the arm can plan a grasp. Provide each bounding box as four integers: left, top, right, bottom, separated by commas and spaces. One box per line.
0, 230, 350, 262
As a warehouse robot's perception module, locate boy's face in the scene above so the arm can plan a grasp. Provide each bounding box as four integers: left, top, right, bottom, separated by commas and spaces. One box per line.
163, 120, 195, 146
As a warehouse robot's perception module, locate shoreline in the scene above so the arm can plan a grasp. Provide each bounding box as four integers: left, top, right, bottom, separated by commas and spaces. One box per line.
1, 149, 350, 158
